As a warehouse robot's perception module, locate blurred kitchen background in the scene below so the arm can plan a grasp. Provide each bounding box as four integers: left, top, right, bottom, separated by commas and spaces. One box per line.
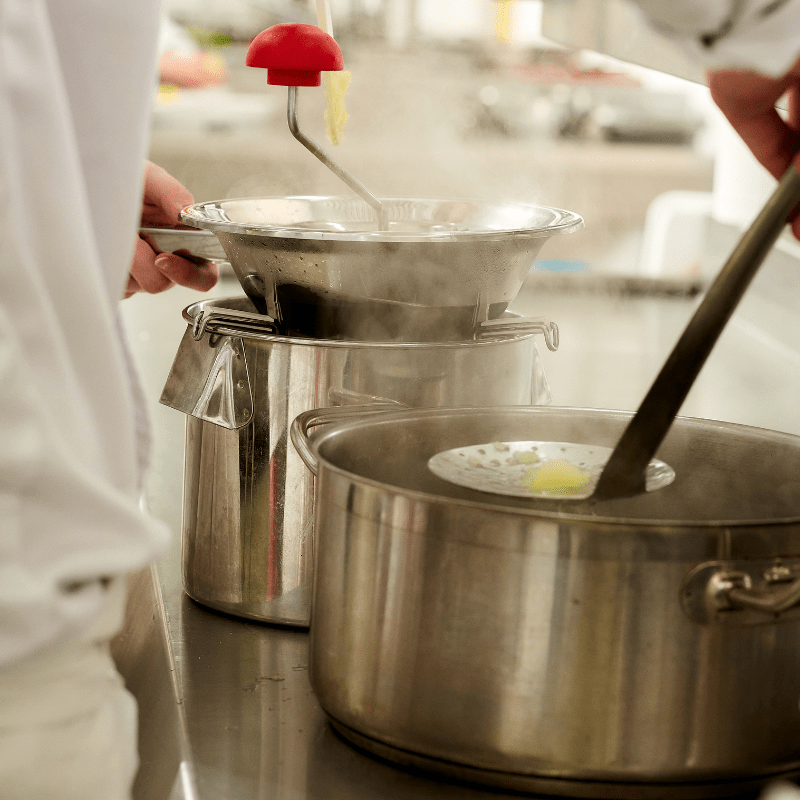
152, 0, 792, 280
147, 0, 800, 372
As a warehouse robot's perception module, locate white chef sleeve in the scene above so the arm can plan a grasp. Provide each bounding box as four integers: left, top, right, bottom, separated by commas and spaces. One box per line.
0, 0, 170, 666
631, 0, 800, 76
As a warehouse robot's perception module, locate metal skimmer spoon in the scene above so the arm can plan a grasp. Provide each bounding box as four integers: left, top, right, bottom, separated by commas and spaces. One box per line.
592, 163, 800, 501
430, 165, 800, 502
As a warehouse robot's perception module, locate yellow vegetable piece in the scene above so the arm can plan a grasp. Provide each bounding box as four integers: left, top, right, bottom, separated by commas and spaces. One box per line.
495, 0, 514, 46
510, 450, 540, 465
157, 83, 181, 106
323, 70, 351, 145
522, 459, 590, 494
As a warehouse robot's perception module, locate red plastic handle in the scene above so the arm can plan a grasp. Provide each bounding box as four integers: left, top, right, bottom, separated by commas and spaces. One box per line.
246, 23, 343, 87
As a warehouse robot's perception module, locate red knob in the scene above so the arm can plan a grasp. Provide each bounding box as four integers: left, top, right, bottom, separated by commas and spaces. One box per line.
246, 23, 344, 87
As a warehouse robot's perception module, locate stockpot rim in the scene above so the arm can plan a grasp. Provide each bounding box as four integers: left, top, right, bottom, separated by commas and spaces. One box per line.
179, 195, 585, 243
299, 404, 800, 530
182, 297, 542, 348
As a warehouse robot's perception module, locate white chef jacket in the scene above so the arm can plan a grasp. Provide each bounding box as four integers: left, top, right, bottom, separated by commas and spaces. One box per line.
631, 0, 800, 76
0, 0, 170, 667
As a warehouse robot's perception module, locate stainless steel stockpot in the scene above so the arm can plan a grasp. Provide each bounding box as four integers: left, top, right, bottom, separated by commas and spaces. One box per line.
160, 298, 553, 627
292, 405, 800, 797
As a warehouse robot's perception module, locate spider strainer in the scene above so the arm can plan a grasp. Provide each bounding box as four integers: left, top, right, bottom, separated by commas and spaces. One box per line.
428, 441, 675, 501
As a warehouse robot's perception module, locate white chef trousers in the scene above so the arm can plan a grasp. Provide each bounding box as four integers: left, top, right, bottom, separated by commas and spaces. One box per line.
0, 577, 137, 800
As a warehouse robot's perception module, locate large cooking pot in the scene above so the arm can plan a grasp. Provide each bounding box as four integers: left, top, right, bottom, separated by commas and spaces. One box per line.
292, 405, 800, 797
178, 196, 583, 339
160, 298, 553, 626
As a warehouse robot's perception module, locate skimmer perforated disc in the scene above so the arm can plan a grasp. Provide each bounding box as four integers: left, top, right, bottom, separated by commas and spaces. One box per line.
428, 441, 675, 500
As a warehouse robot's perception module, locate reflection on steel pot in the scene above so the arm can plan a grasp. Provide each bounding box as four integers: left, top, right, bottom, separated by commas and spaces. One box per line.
179, 196, 583, 339
293, 405, 800, 797
160, 298, 553, 627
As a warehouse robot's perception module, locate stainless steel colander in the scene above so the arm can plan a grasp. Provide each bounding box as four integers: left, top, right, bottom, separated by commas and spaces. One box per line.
177, 195, 583, 340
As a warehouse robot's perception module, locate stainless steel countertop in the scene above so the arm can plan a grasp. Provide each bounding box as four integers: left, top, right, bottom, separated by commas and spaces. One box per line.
119, 269, 800, 800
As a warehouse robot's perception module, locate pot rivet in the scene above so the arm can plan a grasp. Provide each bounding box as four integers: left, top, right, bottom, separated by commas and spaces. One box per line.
237, 380, 246, 390
765, 565, 793, 584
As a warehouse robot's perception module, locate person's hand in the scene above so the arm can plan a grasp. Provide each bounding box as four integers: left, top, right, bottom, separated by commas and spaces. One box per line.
127, 161, 219, 299
708, 57, 800, 238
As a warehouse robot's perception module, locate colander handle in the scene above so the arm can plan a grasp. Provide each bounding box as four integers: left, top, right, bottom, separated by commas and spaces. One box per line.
479, 317, 559, 352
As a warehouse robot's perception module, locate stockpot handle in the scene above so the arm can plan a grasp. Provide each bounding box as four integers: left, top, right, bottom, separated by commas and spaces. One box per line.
479, 317, 559, 351
681, 560, 800, 625
191, 305, 277, 340
728, 574, 800, 614
290, 403, 404, 475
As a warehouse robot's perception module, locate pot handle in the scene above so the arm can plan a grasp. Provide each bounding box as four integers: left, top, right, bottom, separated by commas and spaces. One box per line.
290, 403, 404, 475
190, 305, 276, 340
728, 577, 800, 614
160, 329, 254, 430
681, 559, 800, 626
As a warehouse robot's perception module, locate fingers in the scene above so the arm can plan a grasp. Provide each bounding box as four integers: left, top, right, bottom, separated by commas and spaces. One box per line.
791, 202, 800, 241
140, 161, 194, 228
707, 63, 800, 241
127, 162, 217, 298
129, 236, 174, 295
708, 68, 797, 180
153, 253, 219, 293
125, 236, 219, 298
708, 56, 800, 183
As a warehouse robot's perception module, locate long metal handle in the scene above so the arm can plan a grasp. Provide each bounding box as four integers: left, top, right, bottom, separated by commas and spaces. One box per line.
593, 165, 800, 501
138, 227, 229, 264
287, 87, 387, 229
